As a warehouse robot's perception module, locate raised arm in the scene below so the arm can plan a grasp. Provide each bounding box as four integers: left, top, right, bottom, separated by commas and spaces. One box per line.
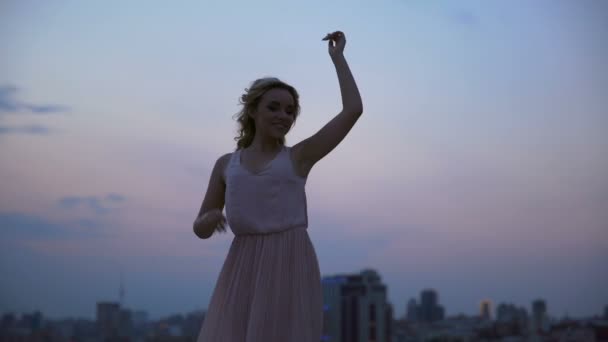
292, 31, 363, 177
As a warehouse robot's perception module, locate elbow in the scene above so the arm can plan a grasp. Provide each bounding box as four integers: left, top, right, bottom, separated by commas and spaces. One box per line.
193, 225, 202, 239
356, 105, 363, 116
193, 223, 212, 240
345, 105, 363, 117
352, 102, 363, 116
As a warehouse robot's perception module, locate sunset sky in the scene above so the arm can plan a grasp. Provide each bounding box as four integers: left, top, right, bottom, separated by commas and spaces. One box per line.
1, 0, 607, 320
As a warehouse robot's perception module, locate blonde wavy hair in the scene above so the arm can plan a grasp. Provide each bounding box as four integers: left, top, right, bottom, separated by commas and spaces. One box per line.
233, 77, 301, 150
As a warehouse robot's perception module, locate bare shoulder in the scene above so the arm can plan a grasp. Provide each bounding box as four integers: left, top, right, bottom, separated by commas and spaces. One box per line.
216, 152, 233, 183
218, 152, 232, 165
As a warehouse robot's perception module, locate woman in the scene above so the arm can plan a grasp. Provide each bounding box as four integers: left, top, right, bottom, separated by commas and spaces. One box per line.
195, 30, 363, 341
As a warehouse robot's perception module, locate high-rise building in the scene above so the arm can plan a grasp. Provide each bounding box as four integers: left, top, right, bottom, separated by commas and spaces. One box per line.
385, 303, 393, 342
406, 298, 418, 322
496, 302, 529, 334
532, 299, 548, 333
96, 302, 132, 339
97, 302, 120, 339
497, 303, 517, 323
21, 311, 43, 333
518, 306, 530, 334
419, 289, 444, 322
480, 299, 492, 321
322, 269, 392, 342
117, 308, 133, 338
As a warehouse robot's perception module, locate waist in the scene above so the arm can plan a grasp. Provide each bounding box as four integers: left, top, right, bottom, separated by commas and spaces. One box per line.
233, 224, 308, 237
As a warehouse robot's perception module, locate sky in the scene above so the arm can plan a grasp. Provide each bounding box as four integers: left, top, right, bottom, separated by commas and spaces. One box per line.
1, 0, 607, 321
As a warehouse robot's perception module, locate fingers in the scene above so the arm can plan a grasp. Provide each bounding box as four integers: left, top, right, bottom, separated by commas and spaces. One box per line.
216, 223, 225, 233
322, 31, 344, 41
217, 215, 227, 233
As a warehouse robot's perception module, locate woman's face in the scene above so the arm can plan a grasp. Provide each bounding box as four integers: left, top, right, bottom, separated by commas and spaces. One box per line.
252, 88, 296, 139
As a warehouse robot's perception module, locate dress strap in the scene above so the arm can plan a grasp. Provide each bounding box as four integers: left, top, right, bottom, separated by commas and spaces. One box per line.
224, 150, 239, 180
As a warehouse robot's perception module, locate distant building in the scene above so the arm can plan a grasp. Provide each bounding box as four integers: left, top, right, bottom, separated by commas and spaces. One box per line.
604, 305, 608, 320
0, 311, 44, 337
385, 303, 394, 341
419, 289, 444, 323
117, 308, 133, 337
97, 302, 120, 339
20, 311, 43, 333
496, 303, 525, 323
479, 300, 492, 321
96, 301, 132, 340
532, 299, 548, 333
132, 310, 148, 328
496, 302, 529, 335
550, 319, 597, 341
322, 269, 392, 342
406, 298, 418, 322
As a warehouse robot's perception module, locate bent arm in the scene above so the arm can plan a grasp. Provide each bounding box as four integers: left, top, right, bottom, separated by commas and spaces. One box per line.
293, 54, 363, 172
193, 154, 230, 239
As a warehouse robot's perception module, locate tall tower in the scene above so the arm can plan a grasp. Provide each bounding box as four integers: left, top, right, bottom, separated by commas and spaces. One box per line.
321, 269, 392, 342
479, 299, 492, 321
532, 299, 547, 333
419, 289, 444, 322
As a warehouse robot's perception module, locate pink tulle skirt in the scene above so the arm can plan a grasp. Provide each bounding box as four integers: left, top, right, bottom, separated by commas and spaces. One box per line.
197, 226, 323, 341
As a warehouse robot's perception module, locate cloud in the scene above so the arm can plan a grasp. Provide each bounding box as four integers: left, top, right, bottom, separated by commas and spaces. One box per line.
0, 84, 68, 137
58, 194, 127, 215
0, 84, 69, 115
26, 104, 69, 114
0, 124, 51, 135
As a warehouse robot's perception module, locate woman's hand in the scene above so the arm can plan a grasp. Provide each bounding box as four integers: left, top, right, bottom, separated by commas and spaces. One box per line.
195, 208, 227, 234
322, 30, 346, 59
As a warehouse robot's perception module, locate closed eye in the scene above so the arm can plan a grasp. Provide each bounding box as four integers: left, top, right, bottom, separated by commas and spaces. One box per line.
268, 101, 294, 112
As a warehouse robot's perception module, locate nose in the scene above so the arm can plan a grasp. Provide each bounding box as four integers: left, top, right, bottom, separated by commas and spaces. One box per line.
279, 111, 293, 121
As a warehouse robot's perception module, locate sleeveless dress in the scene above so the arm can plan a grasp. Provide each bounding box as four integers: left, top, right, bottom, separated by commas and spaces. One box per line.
196, 145, 323, 342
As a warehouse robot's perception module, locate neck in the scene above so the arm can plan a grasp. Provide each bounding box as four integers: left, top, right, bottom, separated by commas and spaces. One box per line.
248, 135, 282, 153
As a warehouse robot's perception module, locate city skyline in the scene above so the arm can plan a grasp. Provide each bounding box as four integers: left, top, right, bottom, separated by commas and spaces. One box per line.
2, 269, 604, 322
1, 0, 607, 320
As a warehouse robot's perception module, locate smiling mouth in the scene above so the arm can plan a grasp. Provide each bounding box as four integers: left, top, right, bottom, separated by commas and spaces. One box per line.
273, 123, 289, 130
